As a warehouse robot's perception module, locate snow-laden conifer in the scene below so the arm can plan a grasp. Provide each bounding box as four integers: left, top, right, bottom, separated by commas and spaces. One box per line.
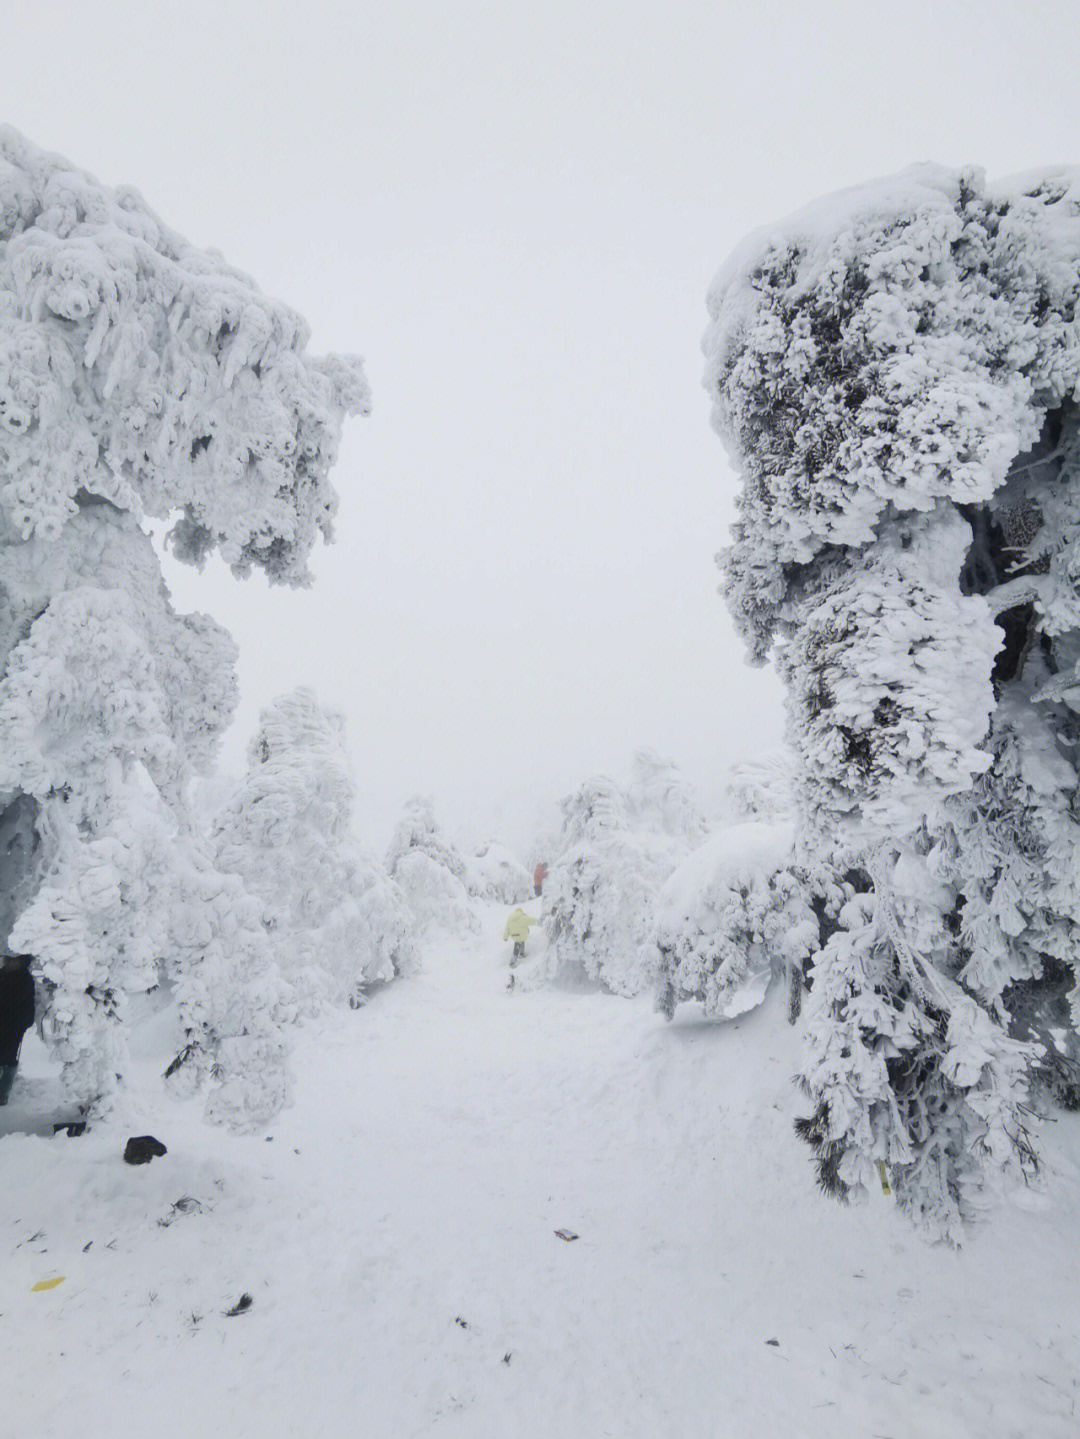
723, 753, 793, 822
0, 128, 366, 1121
386, 796, 467, 882
707, 164, 1080, 1235
386, 796, 476, 937
626, 749, 709, 854
654, 822, 822, 1022
212, 689, 417, 1014
464, 840, 532, 904
542, 771, 698, 996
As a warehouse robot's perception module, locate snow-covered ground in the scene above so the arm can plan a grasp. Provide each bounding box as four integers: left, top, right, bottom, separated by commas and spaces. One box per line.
5, 904, 1080, 1439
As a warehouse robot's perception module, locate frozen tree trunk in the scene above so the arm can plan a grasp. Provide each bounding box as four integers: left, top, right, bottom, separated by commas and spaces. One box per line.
0, 792, 39, 950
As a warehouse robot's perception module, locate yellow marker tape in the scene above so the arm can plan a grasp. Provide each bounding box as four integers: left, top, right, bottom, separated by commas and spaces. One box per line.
876, 1160, 892, 1196
31, 1277, 65, 1292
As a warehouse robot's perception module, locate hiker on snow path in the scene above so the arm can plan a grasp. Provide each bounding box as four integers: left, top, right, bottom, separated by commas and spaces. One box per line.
503, 908, 538, 965
0, 954, 35, 1105
533, 861, 548, 898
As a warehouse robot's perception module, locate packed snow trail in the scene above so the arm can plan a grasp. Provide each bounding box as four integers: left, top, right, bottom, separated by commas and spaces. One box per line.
5, 905, 1080, 1438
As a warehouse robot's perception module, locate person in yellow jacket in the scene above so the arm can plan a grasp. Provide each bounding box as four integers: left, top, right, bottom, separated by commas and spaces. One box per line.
503, 907, 538, 966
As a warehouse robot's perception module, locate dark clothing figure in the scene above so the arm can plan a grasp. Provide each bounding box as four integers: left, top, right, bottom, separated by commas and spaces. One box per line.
533, 862, 548, 898
0, 956, 35, 1105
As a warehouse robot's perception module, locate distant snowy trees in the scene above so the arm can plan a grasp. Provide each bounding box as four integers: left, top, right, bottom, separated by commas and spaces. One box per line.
627, 749, 709, 855
543, 755, 707, 994
0, 128, 366, 1123
387, 796, 477, 937
706, 164, 1080, 1236
212, 689, 416, 1013
386, 795, 467, 882
465, 840, 532, 905
722, 753, 793, 822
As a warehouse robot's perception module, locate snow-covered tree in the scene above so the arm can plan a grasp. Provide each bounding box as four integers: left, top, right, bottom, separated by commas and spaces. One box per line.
541, 757, 710, 996
386, 795, 467, 882
0, 128, 367, 1122
542, 776, 661, 995
212, 689, 416, 1013
655, 822, 823, 1022
706, 164, 1080, 1235
722, 752, 793, 822
626, 749, 709, 852
387, 796, 476, 938
464, 839, 532, 904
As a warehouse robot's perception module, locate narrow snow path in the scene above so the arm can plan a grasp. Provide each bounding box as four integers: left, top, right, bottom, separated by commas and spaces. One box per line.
5, 908, 1080, 1438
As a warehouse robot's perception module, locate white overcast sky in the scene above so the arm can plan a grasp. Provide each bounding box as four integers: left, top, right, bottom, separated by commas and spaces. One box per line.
3, 0, 1079, 851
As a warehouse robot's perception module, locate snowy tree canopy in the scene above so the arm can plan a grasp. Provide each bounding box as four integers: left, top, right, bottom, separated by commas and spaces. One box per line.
212, 689, 417, 1013
707, 164, 1080, 1237
543, 769, 704, 997
655, 822, 820, 1021
0, 128, 367, 1121
0, 125, 368, 578
722, 752, 793, 822
464, 840, 532, 905
386, 796, 476, 938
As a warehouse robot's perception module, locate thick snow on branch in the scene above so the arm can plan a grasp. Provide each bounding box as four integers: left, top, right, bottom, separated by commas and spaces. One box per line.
0, 125, 368, 583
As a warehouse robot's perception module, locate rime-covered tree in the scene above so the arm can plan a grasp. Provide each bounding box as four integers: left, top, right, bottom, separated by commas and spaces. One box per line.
0, 128, 367, 1123
465, 840, 532, 904
723, 753, 793, 822
706, 164, 1080, 1236
386, 795, 467, 882
212, 689, 416, 1013
655, 822, 822, 1022
386, 796, 475, 937
626, 749, 709, 853
542, 758, 709, 996
542, 777, 659, 995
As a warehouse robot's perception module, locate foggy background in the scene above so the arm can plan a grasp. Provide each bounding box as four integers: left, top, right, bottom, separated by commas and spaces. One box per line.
3, 0, 1078, 853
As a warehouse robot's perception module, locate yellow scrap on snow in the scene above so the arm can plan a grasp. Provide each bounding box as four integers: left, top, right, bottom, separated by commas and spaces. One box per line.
31, 1276, 65, 1292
